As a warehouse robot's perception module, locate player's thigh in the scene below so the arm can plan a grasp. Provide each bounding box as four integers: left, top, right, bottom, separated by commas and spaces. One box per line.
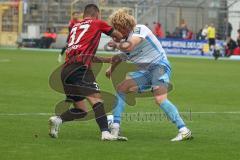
61, 63, 87, 97
62, 63, 101, 103
151, 66, 171, 88
151, 66, 171, 104
82, 69, 103, 105
127, 71, 152, 93
116, 77, 138, 93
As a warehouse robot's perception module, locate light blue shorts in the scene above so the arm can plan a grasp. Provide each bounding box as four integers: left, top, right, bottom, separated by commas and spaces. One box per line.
128, 65, 171, 93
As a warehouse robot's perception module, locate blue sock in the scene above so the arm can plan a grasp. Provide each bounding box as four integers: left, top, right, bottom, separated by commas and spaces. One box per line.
113, 92, 126, 124
160, 99, 185, 129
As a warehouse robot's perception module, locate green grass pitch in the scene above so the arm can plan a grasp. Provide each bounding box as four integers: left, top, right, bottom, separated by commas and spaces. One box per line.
0, 48, 240, 160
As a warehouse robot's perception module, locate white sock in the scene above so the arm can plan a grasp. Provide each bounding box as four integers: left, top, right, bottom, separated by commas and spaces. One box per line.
54, 116, 62, 124
179, 127, 188, 133
102, 131, 109, 134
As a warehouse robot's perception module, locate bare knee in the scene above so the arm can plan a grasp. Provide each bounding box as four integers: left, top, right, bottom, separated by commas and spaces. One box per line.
116, 83, 128, 93
154, 94, 168, 105
74, 100, 88, 112
117, 79, 138, 93
87, 93, 103, 106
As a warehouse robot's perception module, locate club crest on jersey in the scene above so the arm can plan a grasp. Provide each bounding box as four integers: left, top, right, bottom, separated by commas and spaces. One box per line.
159, 68, 165, 75
134, 27, 141, 34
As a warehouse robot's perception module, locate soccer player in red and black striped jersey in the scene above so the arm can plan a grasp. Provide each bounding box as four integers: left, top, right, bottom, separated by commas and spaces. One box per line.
58, 11, 81, 62
49, 4, 125, 141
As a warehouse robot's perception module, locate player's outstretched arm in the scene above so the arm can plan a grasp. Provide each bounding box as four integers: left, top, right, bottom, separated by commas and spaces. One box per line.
92, 52, 122, 64
105, 54, 122, 79
92, 56, 112, 63
109, 36, 143, 53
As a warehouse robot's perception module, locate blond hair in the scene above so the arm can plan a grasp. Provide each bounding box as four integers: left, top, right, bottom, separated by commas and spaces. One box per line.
109, 8, 136, 31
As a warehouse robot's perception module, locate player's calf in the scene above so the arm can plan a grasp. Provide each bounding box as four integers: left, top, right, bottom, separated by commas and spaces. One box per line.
156, 96, 192, 141
60, 108, 88, 122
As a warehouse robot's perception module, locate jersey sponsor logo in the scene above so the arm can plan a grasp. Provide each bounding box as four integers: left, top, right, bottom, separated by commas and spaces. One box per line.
134, 27, 141, 34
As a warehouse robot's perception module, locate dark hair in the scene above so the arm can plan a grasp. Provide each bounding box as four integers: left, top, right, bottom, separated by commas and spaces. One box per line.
83, 4, 99, 18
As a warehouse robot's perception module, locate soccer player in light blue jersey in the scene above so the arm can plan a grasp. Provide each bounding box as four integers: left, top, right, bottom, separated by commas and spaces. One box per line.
106, 9, 192, 141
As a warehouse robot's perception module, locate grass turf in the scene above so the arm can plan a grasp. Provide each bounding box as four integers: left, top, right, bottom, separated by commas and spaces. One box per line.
0, 48, 240, 160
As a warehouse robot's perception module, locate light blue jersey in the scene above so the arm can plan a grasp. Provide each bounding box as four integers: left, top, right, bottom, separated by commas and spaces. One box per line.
120, 24, 171, 71
113, 25, 187, 132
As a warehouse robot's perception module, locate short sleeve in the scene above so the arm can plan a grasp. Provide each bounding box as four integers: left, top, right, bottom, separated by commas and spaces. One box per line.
97, 20, 114, 36
132, 25, 149, 39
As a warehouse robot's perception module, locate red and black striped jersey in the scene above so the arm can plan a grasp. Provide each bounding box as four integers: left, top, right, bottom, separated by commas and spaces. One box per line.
67, 19, 81, 42
65, 18, 113, 66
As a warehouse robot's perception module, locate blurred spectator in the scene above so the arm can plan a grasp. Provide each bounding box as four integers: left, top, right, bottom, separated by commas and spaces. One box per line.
201, 25, 208, 40
50, 28, 57, 42
145, 23, 149, 28
180, 23, 188, 39
165, 31, 172, 38
223, 18, 233, 39
233, 29, 240, 56
196, 28, 203, 40
153, 22, 164, 38
225, 37, 237, 57
207, 23, 216, 51
40, 27, 57, 48
196, 25, 208, 40
233, 47, 240, 55
207, 23, 220, 59
186, 29, 193, 40
172, 27, 181, 38
237, 29, 240, 46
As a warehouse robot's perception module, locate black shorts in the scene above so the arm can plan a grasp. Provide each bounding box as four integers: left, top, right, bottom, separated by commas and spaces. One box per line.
61, 63, 100, 102
209, 38, 216, 46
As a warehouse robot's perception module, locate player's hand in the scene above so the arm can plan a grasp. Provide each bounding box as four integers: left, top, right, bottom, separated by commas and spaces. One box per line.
111, 30, 123, 42
113, 37, 121, 42
105, 67, 112, 79
111, 55, 121, 63
108, 40, 117, 48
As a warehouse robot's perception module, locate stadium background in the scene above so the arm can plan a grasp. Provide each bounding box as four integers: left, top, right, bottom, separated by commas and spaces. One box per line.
1, 0, 240, 49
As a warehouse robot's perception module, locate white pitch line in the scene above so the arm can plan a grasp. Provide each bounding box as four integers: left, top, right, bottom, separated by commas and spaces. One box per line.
1, 47, 239, 61
0, 59, 10, 63
0, 113, 52, 116
181, 111, 240, 114
0, 112, 240, 116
